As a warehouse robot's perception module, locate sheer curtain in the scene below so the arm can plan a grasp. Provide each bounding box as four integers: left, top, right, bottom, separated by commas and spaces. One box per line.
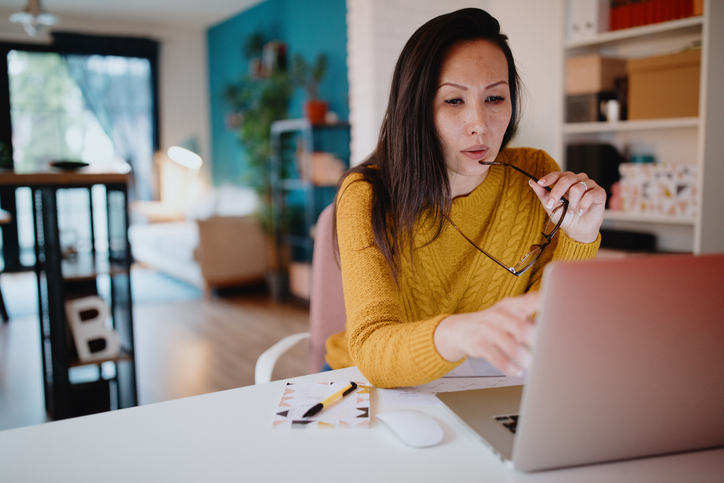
53, 33, 159, 201
63, 55, 153, 200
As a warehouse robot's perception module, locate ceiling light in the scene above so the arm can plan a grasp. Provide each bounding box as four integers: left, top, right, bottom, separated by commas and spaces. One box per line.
9, 0, 58, 38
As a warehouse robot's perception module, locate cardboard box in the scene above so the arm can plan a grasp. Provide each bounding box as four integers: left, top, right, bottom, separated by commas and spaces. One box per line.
566, 92, 617, 123
566, 0, 610, 41
288, 261, 312, 300
694, 0, 704, 16
619, 163, 698, 218
627, 49, 701, 120
297, 152, 346, 186
566, 54, 627, 95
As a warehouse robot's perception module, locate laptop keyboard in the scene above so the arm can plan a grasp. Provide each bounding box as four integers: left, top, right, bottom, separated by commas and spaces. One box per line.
494, 414, 519, 434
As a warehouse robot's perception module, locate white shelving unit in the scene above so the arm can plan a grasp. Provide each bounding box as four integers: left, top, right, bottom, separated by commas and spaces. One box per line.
561, 0, 724, 253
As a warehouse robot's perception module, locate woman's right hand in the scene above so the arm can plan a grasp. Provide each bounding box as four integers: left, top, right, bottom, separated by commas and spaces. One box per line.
433, 291, 540, 376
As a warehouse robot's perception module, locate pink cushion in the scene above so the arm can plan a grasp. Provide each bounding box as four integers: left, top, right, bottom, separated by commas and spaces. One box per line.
308, 204, 346, 373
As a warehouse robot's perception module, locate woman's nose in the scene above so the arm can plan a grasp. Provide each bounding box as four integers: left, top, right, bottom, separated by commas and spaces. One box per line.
468, 101, 488, 135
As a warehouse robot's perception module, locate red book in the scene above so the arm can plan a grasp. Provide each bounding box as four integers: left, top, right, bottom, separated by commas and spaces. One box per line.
664, 0, 675, 21
621, 2, 632, 28
629, 2, 641, 27
652, 0, 663, 24
610, 0, 626, 30
629, 0, 644, 27
682, 0, 694, 18
643, 0, 654, 26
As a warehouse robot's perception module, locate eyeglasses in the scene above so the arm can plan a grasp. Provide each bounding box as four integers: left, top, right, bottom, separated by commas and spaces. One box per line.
442, 161, 569, 276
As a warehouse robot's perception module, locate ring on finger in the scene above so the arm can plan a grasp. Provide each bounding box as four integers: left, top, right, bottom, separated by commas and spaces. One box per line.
579, 181, 588, 191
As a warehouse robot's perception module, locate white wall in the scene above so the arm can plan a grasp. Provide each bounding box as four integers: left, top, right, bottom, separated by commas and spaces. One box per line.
0, 9, 211, 182
346, 0, 565, 166
0, 1, 566, 178
487, 0, 565, 162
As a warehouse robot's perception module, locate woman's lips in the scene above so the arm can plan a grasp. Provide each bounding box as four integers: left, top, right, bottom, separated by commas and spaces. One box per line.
461, 145, 488, 160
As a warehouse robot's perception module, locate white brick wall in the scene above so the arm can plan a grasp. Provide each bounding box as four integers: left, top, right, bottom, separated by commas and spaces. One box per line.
487, 0, 565, 162
346, 0, 487, 165
346, 0, 564, 166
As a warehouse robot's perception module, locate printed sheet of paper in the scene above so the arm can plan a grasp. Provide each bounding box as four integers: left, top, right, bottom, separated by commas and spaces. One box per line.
272, 381, 371, 429
442, 357, 505, 378
378, 374, 525, 408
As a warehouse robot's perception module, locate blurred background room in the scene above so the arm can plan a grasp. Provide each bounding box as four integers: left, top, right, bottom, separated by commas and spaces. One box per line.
0, 0, 721, 432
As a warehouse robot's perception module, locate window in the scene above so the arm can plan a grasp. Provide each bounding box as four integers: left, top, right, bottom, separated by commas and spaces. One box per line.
0, 35, 159, 271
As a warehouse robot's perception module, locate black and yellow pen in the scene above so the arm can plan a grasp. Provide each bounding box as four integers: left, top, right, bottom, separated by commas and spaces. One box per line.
303, 382, 358, 418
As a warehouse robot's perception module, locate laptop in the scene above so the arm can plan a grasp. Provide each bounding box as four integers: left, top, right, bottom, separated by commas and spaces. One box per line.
437, 253, 724, 472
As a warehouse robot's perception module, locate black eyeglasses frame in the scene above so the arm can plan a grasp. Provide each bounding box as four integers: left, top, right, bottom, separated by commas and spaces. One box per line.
441, 161, 569, 277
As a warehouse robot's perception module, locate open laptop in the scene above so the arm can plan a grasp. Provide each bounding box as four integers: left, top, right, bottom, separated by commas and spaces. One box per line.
437, 253, 724, 472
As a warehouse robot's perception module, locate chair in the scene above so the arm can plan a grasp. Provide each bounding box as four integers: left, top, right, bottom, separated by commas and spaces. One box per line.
0, 208, 11, 322
254, 204, 346, 384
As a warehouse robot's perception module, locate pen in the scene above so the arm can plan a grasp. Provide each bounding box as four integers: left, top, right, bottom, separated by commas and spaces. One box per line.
303, 381, 358, 418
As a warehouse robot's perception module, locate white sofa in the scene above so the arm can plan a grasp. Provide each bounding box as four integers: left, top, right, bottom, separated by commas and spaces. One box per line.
129, 185, 268, 294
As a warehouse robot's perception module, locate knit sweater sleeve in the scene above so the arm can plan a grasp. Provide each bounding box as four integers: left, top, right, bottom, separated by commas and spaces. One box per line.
335, 175, 461, 388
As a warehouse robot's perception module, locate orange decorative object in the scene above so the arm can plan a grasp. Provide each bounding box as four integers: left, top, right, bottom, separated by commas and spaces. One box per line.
304, 100, 328, 124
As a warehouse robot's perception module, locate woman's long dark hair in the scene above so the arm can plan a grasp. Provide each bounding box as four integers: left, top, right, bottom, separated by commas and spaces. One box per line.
335, 8, 521, 281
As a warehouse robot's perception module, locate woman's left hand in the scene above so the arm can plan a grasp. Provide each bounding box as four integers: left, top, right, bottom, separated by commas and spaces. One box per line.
528, 171, 606, 244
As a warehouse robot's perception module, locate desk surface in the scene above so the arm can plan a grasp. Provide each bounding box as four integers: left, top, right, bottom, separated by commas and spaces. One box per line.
0, 367, 722, 483
0, 161, 130, 187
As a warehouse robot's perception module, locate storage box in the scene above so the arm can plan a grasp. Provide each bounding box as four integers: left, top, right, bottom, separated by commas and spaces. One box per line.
69, 379, 112, 417
694, 0, 704, 16
288, 261, 312, 300
566, 55, 627, 95
619, 163, 698, 218
566, 0, 610, 41
566, 144, 625, 203
566, 92, 617, 123
627, 49, 700, 120
297, 152, 346, 186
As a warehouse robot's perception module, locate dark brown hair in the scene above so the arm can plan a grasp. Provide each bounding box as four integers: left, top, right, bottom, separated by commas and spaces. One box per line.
335, 8, 521, 280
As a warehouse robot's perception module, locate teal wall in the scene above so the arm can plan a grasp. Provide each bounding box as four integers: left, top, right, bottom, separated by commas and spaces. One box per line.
207, 0, 349, 185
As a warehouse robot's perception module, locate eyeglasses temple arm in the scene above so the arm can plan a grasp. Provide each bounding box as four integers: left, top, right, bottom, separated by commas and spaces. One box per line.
479, 161, 552, 193
440, 213, 518, 274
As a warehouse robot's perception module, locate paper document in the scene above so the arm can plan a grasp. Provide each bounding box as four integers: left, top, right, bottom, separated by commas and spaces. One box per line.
378, 373, 525, 408
442, 358, 505, 378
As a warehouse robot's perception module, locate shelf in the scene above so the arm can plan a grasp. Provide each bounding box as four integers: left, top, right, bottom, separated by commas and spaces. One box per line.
284, 234, 314, 248
271, 118, 350, 135
564, 117, 699, 134
565, 16, 703, 49
61, 254, 128, 281
281, 179, 312, 190
68, 347, 134, 368
604, 210, 695, 226
280, 179, 338, 190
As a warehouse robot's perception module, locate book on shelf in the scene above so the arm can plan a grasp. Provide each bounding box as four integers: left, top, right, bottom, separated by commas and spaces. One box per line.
609, 0, 701, 31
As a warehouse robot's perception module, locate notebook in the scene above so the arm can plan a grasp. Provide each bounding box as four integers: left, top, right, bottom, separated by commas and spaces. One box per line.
437, 253, 724, 472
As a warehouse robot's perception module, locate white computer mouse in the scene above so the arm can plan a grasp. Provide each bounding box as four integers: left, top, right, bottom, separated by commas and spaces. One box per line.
376, 410, 444, 448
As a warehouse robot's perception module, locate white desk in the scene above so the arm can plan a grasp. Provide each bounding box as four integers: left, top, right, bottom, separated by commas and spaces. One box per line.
1, 367, 722, 482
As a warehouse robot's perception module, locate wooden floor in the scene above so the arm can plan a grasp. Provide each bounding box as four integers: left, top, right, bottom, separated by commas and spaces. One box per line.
0, 272, 310, 432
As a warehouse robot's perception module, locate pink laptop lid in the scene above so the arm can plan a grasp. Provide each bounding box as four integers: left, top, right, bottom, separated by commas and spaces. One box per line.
513, 253, 724, 471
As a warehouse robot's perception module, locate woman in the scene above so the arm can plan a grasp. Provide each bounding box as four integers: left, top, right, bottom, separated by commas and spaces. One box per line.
325, 8, 605, 388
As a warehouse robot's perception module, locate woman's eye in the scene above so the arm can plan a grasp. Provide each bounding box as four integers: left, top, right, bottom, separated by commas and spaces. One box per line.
486, 95, 506, 104
444, 98, 463, 106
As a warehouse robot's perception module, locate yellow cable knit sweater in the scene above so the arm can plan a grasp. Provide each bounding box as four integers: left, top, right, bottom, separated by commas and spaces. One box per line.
326, 147, 600, 388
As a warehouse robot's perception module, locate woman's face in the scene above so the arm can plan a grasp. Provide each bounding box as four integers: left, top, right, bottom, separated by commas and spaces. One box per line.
433, 40, 512, 197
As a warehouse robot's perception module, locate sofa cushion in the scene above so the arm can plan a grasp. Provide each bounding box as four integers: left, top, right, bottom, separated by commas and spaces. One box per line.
184, 185, 259, 220
129, 221, 204, 288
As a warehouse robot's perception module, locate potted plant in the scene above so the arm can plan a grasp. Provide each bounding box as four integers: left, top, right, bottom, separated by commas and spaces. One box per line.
225, 36, 294, 300
291, 53, 328, 124
244, 32, 266, 78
